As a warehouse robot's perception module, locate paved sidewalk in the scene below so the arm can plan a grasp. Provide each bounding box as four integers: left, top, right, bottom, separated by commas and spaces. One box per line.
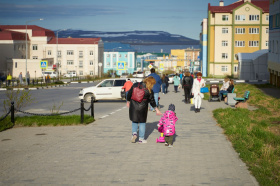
0, 88, 258, 185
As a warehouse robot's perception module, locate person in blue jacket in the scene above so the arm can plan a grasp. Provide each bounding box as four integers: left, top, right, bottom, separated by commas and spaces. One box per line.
148, 68, 162, 111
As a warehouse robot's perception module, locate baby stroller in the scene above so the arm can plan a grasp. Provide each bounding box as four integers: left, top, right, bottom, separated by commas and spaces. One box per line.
208, 84, 220, 102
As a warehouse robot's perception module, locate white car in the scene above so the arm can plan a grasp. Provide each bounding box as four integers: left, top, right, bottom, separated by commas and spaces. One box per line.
42, 71, 57, 78
168, 74, 175, 84
64, 72, 77, 78
79, 78, 142, 102
136, 71, 144, 78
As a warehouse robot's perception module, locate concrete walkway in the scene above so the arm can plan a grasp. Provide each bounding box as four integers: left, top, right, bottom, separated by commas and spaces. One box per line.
0, 88, 258, 185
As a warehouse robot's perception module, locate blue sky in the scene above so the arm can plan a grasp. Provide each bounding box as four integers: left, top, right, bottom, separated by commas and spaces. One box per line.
0, 0, 237, 40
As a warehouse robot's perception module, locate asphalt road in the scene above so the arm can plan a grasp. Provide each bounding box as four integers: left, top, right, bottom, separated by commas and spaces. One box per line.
0, 83, 127, 119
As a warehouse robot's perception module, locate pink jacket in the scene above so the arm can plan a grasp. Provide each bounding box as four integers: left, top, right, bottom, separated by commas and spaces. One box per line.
158, 110, 178, 136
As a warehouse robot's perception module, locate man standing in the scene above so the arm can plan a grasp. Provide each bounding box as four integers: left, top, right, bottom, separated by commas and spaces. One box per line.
7, 73, 12, 86
19, 72, 23, 85
122, 79, 133, 100
26, 71, 30, 85
148, 68, 162, 111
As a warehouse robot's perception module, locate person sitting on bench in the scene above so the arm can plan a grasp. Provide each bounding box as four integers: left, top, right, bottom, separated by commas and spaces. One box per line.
219, 79, 234, 101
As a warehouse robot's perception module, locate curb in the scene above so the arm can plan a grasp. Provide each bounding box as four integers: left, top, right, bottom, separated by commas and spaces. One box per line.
0, 84, 70, 91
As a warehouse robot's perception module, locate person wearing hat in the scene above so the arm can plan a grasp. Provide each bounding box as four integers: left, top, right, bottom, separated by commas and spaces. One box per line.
191, 72, 205, 113
157, 103, 178, 147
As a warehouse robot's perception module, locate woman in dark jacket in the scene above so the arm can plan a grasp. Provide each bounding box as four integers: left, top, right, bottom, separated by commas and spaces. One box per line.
182, 71, 193, 103
127, 76, 162, 143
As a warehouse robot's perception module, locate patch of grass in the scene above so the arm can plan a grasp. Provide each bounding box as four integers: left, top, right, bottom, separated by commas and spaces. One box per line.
213, 84, 280, 185
0, 115, 94, 132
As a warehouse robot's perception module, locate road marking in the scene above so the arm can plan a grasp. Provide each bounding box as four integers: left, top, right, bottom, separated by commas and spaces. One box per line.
116, 109, 122, 111
99, 115, 109, 119
110, 112, 115, 114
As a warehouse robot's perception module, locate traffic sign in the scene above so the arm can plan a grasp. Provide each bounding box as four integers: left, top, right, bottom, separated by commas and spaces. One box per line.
148, 64, 153, 69
117, 61, 126, 70
40, 60, 48, 69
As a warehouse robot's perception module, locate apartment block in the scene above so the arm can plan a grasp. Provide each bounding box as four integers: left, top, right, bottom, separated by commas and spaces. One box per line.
207, 0, 269, 77
268, 0, 280, 87
0, 25, 103, 78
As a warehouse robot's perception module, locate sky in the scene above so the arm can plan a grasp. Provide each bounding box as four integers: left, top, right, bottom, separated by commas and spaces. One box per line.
0, 0, 238, 40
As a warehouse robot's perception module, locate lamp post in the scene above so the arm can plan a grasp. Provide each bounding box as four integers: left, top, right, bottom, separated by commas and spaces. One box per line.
25, 18, 43, 85
56, 29, 67, 80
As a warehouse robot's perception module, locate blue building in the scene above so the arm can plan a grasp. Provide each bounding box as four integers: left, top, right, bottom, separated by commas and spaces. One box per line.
200, 18, 208, 77
103, 42, 136, 75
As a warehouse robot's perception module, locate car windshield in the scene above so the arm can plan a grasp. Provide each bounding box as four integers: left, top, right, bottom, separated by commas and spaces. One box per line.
137, 72, 143, 74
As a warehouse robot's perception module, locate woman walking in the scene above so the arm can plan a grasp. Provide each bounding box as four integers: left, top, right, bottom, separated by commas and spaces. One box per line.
192, 72, 205, 113
173, 73, 180, 93
127, 76, 162, 143
161, 74, 167, 94
182, 71, 193, 103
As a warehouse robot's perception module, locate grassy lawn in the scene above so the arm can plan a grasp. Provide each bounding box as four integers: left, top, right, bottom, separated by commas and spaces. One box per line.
212, 83, 280, 186
0, 115, 94, 132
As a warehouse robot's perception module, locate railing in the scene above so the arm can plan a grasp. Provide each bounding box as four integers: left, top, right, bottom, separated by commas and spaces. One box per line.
0, 97, 95, 124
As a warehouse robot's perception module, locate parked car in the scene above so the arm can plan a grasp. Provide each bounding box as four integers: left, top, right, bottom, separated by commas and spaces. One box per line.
42, 71, 57, 78
168, 74, 175, 84
120, 73, 129, 78
79, 78, 142, 102
132, 71, 137, 77
136, 71, 144, 78
64, 71, 77, 78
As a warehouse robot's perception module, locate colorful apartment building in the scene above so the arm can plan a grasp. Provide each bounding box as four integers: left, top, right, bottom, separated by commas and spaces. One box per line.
268, 0, 280, 87
0, 25, 103, 78
207, 0, 269, 77
171, 48, 200, 72
200, 19, 208, 77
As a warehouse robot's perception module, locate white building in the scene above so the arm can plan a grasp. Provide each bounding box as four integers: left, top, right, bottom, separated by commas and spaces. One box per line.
0, 25, 103, 78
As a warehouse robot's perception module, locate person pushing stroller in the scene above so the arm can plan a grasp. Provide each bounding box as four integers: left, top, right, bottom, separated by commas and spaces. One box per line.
157, 104, 178, 147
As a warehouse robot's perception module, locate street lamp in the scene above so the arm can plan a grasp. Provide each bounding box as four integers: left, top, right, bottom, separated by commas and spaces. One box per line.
56, 29, 67, 80
25, 18, 43, 85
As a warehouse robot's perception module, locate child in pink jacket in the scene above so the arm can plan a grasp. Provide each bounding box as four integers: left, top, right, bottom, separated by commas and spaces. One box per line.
157, 104, 178, 147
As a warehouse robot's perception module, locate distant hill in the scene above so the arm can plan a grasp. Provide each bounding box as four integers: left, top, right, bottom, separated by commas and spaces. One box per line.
59, 30, 199, 45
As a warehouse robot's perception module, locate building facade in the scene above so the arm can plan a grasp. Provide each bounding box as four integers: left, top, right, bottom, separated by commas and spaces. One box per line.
207, 0, 269, 77
268, 0, 280, 87
200, 19, 208, 77
0, 25, 103, 78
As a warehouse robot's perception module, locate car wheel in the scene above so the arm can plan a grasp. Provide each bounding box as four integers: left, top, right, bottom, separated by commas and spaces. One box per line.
84, 94, 95, 103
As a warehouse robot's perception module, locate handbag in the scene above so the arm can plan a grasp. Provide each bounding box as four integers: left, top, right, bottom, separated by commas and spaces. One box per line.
200, 87, 209, 93
131, 83, 146, 102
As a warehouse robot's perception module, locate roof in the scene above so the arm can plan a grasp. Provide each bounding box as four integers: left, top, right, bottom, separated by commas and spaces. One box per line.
237, 49, 268, 61
0, 25, 55, 37
48, 37, 101, 45
0, 30, 28, 41
208, 0, 269, 13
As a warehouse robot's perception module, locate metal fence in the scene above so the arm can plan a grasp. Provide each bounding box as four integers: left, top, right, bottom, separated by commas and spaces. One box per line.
0, 77, 61, 88
0, 97, 95, 124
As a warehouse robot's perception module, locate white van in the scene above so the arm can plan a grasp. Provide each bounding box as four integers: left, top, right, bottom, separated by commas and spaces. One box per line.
64, 71, 77, 78
42, 71, 57, 78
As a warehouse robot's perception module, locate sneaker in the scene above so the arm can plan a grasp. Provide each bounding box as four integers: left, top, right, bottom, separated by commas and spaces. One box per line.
168, 144, 173, 148
195, 108, 198, 113
139, 139, 147, 144
152, 110, 156, 112
198, 108, 200, 112
165, 143, 168, 146
131, 134, 137, 143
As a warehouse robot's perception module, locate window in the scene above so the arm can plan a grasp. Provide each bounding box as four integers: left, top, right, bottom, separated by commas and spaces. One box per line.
125, 54, 127, 58
114, 80, 126, 87
67, 60, 74, 65
67, 50, 74, 55
234, 66, 238, 73
266, 15, 269, 21
79, 61, 83, 68
221, 66, 228, 72
89, 60, 93, 65
99, 80, 114, 87
107, 54, 110, 57
249, 15, 259, 21
235, 41, 245, 47
15, 62, 17, 68
90, 71, 93, 75
222, 53, 228, 59
79, 51, 83, 58
235, 28, 245, 34
276, 41, 279, 54
222, 15, 228, 21
58, 50, 61, 57
249, 41, 259, 47
33, 56, 38, 59
235, 15, 245, 21
222, 40, 228, 46
32, 45, 38, 50
119, 54, 122, 57
79, 71, 83, 75
48, 50, 52, 55
113, 54, 116, 58
266, 28, 269, 34
90, 50, 94, 55
249, 28, 259, 34
222, 28, 228, 34
266, 41, 269, 47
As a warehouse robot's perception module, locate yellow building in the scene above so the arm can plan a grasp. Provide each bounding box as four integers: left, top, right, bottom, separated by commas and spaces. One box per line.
171, 48, 200, 71
207, 0, 269, 77
171, 49, 185, 68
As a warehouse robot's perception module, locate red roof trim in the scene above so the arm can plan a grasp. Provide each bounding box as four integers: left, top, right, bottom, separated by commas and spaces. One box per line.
0, 30, 28, 41
47, 37, 101, 45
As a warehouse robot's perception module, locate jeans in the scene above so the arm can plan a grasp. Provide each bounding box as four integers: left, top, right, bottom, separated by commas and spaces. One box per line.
162, 83, 166, 93
166, 84, 169, 93
174, 85, 178, 93
149, 92, 159, 111
219, 90, 228, 100
132, 122, 146, 139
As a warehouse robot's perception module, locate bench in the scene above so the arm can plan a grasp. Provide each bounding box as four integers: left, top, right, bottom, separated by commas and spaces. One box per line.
233, 91, 250, 103
222, 87, 235, 96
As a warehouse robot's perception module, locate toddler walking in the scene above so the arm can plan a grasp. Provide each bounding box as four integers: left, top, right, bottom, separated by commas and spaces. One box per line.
157, 104, 178, 147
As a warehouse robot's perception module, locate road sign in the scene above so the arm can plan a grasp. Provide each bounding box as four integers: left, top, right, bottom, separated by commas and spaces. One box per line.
160, 63, 164, 71
117, 61, 126, 70
148, 64, 153, 69
40, 60, 48, 69
98, 62, 103, 67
